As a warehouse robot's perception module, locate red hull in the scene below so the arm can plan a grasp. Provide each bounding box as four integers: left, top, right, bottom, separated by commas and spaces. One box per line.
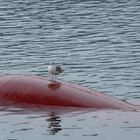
0, 75, 136, 110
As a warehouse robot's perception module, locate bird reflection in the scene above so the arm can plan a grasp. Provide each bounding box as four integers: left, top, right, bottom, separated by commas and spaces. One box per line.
48, 81, 61, 90
46, 112, 62, 135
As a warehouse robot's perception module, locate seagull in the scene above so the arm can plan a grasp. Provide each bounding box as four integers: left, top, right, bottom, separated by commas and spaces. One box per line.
48, 61, 63, 82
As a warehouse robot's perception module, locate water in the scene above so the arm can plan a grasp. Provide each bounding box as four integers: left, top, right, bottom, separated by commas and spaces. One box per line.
0, 0, 140, 139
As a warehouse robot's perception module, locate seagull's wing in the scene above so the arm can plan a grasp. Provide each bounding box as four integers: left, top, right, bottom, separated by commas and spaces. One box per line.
48, 65, 52, 72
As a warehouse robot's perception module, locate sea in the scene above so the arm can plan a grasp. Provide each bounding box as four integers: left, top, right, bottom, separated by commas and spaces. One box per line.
0, 0, 140, 140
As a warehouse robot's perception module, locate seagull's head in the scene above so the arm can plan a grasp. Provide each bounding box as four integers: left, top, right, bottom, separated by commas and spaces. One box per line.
50, 61, 55, 65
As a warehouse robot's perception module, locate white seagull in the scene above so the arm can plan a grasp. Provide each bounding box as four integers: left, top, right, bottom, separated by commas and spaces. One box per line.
48, 61, 63, 82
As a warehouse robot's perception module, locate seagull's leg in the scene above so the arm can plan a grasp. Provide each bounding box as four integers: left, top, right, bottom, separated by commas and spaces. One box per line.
55, 75, 57, 82
53, 75, 55, 82
52, 74, 54, 82
49, 74, 51, 81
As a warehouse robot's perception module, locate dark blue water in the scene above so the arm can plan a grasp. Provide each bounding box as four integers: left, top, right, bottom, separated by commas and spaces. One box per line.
0, 0, 140, 139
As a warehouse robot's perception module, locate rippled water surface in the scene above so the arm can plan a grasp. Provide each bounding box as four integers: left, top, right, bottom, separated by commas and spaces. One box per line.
0, 0, 140, 139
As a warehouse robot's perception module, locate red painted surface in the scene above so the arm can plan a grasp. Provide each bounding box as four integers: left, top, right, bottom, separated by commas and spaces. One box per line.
0, 75, 137, 110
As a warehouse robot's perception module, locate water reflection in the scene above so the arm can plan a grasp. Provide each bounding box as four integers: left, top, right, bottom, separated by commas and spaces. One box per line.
46, 112, 62, 135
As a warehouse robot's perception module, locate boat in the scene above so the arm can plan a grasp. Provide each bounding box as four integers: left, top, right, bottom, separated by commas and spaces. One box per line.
0, 75, 137, 111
